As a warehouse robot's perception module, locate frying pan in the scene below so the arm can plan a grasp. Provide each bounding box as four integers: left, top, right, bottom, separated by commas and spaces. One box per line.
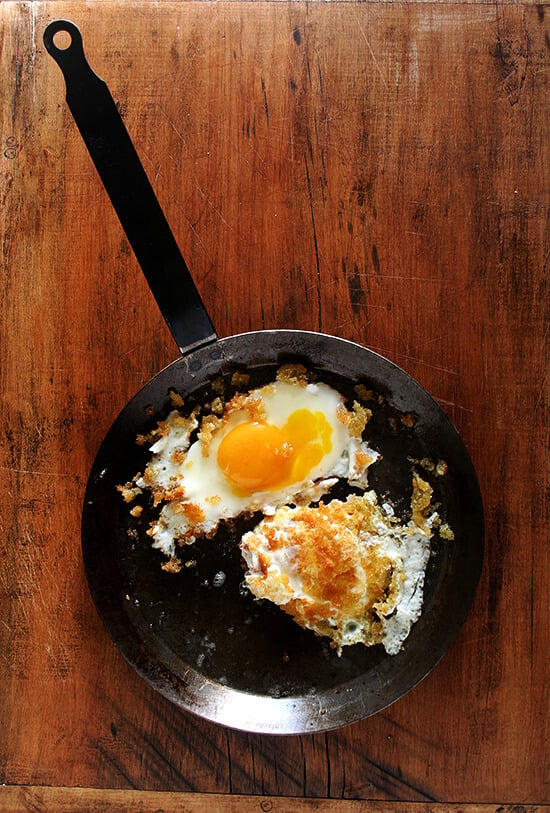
43, 20, 484, 734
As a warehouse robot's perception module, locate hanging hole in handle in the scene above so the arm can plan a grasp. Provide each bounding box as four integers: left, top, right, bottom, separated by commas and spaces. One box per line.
52, 29, 73, 51
43, 20, 83, 61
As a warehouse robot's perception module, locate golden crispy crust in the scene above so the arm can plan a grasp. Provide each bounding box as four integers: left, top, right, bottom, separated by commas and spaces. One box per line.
242, 495, 399, 649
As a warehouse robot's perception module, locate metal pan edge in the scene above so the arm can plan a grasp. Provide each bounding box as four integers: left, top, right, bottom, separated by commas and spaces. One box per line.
81, 330, 484, 734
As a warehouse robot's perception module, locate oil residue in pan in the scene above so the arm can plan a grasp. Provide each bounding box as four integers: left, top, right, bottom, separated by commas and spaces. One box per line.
115, 362, 455, 697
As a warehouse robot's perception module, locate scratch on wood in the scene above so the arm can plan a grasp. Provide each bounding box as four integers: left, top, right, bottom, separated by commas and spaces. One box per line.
12, 27, 19, 125
495, 4, 528, 106
304, 153, 323, 332
395, 354, 458, 376
351, 8, 388, 90
158, 105, 187, 148
0, 466, 73, 478
436, 397, 474, 415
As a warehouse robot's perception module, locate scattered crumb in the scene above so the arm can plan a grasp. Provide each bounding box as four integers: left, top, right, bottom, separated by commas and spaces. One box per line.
276, 364, 311, 385
436, 459, 448, 476
400, 412, 416, 429
117, 482, 143, 503
169, 389, 184, 408
411, 474, 434, 529
354, 384, 375, 402
210, 396, 224, 415
161, 557, 183, 574
439, 523, 455, 540
170, 448, 187, 465
231, 371, 250, 389
408, 457, 449, 477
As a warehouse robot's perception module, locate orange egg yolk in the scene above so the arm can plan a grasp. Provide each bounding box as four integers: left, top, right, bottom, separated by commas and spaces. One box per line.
217, 409, 333, 494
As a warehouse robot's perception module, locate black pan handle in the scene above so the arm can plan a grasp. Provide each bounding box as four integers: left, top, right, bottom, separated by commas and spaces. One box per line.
43, 20, 217, 355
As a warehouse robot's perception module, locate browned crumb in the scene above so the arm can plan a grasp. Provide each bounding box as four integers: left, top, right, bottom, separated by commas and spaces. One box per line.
435, 459, 448, 476
140, 467, 158, 488
336, 403, 349, 426
224, 392, 267, 423
129, 505, 143, 517
211, 377, 226, 395
400, 412, 416, 429
117, 482, 143, 503
276, 364, 311, 386
231, 371, 250, 389
152, 488, 166, 507
439, 523, 455, 540
351, 402, 372, 436
411, 474, 434, 529
354, 450, 375, 470
162, 484, 186, 502
354, 383, 375, 402
336, 401, 371, 437
409, 457, 448, 477
169, 389, 185, 408
170, 447, 187, 465
418, 457, 435, 471
245, 395, 268, 422
161, 557, 183, 574
173, 410, 199, 429
210, 396, 224, 415
136, 423, 164, 446
199, 414, 222, 456
172, 501, 207, 524
224, 392, 248, 414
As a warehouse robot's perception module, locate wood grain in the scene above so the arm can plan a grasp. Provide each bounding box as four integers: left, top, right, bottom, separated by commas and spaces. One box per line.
0, 788, 549, 813
1, 0, 548, 804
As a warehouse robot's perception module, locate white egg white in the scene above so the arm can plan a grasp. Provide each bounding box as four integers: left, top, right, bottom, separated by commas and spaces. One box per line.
136, 379, 378, 557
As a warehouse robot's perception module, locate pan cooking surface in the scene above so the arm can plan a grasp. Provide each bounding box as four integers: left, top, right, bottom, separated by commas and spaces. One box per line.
82, 331, 483, 732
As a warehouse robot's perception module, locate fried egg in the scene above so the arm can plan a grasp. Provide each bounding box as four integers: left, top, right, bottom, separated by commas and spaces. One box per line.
240, 476, 436, 655
124, 368, 378, 557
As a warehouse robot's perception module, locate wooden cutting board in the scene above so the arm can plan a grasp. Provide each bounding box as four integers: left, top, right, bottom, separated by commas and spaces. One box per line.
0, 0, 548, 807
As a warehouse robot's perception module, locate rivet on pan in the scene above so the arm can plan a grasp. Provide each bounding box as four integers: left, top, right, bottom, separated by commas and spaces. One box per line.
190, 359, 202, 372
